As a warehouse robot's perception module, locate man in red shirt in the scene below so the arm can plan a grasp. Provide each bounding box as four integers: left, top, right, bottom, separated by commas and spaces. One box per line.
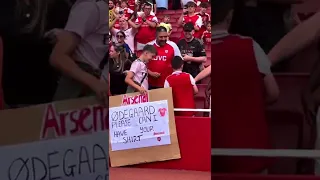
164, 56, 198, 116
178, 1, 203, 39
211, 0, 279, 174
128, 2, 158, 53
147, 27, 182, 89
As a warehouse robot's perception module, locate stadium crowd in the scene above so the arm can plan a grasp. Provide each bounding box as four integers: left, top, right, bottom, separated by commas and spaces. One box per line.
108, 0, 211, 117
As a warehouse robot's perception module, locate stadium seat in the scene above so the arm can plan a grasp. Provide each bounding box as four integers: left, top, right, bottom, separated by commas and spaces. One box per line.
132, 117, 211, 172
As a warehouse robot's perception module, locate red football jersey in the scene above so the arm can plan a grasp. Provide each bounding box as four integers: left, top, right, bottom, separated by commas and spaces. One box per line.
211, 34, 273, 173
135, 15, 158, 44
180, 14, 203, 39
196, 12, 210, 36
113, 20, 120, 30
127, 0, 135, 11
202, 30, 211, 43
165, 71, 196, 116
147, 40, 182, 87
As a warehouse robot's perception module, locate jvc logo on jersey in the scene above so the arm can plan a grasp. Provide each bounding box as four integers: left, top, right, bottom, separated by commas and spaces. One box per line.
153, 56, 167, 61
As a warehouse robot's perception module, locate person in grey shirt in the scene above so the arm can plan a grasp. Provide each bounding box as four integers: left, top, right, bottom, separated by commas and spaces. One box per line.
49, 0, 109, 105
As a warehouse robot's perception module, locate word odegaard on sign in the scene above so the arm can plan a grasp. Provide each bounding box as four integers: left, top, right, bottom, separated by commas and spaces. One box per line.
109, 100, 171, 151
2, 132, 108, 180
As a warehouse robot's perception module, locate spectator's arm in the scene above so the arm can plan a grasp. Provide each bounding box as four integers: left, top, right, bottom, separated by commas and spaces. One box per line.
178, 15, 185, 27
268, 11, 320, 65
125, 71, 141, 91
194, 16, 203, 31
146, 16, 158, 28
190, 74, 198, 94
50, 31, 98, 90
153, 1, 157, 14
253, 40, 279, 104
195, 65, 211, 82
184, 41, 206, 62
50, 2, 100, 89
128, 19, 141, 29
164, 80, 170, 88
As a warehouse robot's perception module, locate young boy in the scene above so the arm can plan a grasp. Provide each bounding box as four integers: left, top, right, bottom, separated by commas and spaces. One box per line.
201, 22, 211, 44
164, 56, 198, 117
125, 45, 157, 94
159, 15, 172, 38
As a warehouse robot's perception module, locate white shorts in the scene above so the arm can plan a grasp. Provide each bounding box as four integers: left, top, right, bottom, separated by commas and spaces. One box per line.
136, 40, 155, 51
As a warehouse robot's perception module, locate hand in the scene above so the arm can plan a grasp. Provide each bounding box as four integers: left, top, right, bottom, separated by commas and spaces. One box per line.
89, 79, 109, 106
138, 87, 147, 94
183, 54, 192, 61
44, 28, 63, 44
149, 71, 161, 78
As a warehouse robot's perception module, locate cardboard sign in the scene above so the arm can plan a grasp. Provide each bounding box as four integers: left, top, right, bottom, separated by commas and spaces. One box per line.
109, 100, 171, 151
109, 88, 181, 167
0, 97, 109, 180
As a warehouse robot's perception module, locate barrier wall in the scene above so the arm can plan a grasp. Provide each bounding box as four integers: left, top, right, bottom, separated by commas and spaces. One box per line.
117, 116, 211, 172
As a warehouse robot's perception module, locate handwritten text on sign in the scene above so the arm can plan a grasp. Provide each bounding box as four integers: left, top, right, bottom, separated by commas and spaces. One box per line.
2, 132, 108, 180
109, 100, 171, 151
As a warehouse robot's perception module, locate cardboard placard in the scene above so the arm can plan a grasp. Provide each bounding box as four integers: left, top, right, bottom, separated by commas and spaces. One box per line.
109, 88, 181, 167
0, 97, 109, 179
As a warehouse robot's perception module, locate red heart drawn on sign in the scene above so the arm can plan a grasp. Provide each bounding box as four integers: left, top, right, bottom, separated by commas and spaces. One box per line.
157, 137, 161, 141
158, 108, 167, 117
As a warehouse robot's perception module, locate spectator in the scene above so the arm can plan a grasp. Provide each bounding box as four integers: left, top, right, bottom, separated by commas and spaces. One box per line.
158, 15, 172, 38
196, 2, 211, 37
128, 2, 158, 53
0, 0, 72, 108
50, 0, 109, 105
115, 0, 134, 19
109, 0, 116, 24
127, 0, 136, 11
137, 0, 157, 14
114, 31, 130, 58
178, 1, 203, 39
195, 65, 211, 111
267, 11, 320, 174
109, 44, 132, 95
201, 22, 211, 44
177, 22, 206, 78
111, 17, 137, 53
211, 0, 279, 173
164, 56, 198, 117
125, 45, 157, 93
147, 26, 182, 90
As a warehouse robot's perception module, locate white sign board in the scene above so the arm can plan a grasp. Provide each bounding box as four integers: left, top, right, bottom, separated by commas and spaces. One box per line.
0, 132, 109, 180
109, 100, 171, 151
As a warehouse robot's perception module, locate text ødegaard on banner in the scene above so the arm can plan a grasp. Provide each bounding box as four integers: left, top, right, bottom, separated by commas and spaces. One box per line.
109, 100, 171, 151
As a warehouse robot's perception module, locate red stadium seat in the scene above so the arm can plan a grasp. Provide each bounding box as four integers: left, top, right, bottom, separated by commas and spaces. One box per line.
132, 116, 211, 171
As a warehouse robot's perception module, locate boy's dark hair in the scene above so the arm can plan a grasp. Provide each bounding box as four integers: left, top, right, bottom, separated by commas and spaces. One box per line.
211, 0, 234, 25
200, 2, 209, 8
183, 22, 194, 32
171, 56, 184, 70
143, 45, 157, 55
156, 26, 168, 34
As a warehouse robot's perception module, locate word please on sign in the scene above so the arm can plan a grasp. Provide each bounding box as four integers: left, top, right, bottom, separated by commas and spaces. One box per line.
109, 100, 171, 151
